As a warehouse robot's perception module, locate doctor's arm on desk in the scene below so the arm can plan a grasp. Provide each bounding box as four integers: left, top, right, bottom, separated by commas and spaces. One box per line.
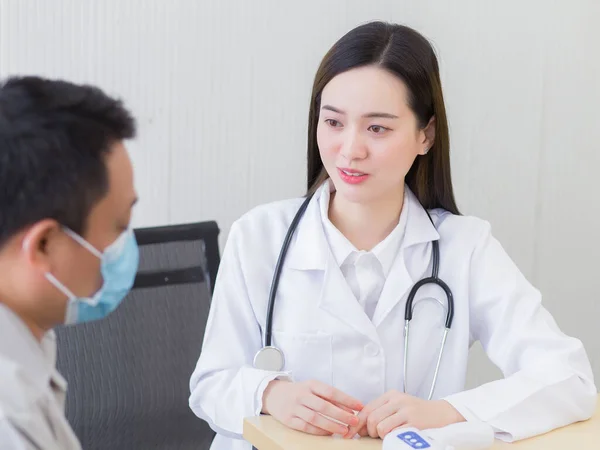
187, 221, 287, 438
188, 221, 362, 439
442, 221, 597, 442
346, 219, 597, 442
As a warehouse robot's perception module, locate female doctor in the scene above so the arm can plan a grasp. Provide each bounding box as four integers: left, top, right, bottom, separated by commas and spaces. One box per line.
189, 21, 597, 449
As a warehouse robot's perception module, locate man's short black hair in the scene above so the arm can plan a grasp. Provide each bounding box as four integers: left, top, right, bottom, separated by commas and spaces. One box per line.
0, 76, 136, 248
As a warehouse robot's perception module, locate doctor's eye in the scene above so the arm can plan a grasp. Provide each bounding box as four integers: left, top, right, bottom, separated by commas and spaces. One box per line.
324, 119, 342, 128
368, 125, 390, 134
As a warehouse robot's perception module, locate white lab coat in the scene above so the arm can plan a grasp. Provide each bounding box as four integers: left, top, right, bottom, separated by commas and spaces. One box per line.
189, 182, 597, 450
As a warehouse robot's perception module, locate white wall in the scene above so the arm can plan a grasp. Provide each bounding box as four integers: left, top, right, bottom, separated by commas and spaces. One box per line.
1, 0, 598, 387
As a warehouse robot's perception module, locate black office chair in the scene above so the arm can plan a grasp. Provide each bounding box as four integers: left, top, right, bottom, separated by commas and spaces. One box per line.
55, 221, 220, 450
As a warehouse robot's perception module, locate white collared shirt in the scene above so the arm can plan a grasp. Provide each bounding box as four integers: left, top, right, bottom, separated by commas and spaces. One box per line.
0, 304, 81, 450
318, 181, 408, 320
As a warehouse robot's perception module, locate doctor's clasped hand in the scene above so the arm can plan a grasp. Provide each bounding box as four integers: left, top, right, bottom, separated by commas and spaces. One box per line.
345, 390, 465, 439
261, 379, 364, 436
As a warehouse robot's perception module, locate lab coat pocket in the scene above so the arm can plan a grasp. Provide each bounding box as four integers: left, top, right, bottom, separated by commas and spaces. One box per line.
271, 330, 333, 386
405, 286, 448, 398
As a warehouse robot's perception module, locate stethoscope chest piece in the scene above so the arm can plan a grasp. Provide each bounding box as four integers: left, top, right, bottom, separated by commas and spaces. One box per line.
253, 346, 285, 371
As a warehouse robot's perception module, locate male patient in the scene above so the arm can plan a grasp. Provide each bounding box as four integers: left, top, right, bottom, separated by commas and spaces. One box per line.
0, 76, 139, 449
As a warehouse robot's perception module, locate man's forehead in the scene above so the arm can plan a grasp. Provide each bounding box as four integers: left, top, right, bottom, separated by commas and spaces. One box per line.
90, 142, 136, 222
106, 142, 135, 195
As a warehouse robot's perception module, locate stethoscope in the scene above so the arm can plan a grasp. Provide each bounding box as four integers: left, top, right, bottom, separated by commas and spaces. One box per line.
253, 191, 455, 400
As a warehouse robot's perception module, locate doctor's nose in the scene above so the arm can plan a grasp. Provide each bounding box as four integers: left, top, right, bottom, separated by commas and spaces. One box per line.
339, 131, 368, 161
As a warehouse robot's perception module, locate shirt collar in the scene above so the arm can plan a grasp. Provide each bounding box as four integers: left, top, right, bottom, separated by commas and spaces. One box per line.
318, 179, 409, 277
0, 303, 67, 393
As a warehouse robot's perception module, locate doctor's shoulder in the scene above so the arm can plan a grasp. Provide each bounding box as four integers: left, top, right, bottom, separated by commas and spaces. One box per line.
427, 207, 541, 300
426, 208, 517, 273
428, 208, 494, 251
224, 195, 306, 256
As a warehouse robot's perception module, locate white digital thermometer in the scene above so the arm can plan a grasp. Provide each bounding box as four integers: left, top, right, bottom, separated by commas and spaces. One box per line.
383, 428, 438, 449
383, 422, 495, 450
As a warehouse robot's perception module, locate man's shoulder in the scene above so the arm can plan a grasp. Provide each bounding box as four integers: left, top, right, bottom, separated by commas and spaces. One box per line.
0, 355, 45, 416
0, 355, 68, 449
0, 359, 39, 449
0, 409, 29, 450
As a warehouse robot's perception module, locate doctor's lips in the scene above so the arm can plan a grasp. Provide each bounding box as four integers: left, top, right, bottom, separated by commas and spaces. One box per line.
338, 167, 369, 184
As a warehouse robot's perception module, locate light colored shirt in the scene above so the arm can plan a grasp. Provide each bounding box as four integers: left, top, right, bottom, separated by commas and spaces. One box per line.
0, 303, 82, 450
318, 181, 408, 320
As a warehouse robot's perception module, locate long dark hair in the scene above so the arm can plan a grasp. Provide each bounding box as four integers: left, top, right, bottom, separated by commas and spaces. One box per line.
306, 21, 460, 214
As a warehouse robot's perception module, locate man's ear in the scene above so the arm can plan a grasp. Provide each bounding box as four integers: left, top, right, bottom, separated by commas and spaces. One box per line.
21, 220, 61, 272
419, 115, 436, 155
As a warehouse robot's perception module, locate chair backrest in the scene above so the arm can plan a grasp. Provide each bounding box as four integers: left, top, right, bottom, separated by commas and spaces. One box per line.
55, 221, 220, 450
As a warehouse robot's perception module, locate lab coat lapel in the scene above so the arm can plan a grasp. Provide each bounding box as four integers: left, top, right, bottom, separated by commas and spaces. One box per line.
285, 183, 379, 343
372, 189, 440, 328
285, 192, 328, 271
371, 246, 415, 328
318, 254, 380, 344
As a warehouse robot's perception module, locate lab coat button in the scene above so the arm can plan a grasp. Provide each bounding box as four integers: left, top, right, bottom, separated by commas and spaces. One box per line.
365, 343, 380, 356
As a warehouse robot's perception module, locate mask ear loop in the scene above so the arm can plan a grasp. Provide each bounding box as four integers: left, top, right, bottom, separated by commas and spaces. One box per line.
21, 232, 77, 302
45, 273, 76, 300
62, 228, 103, 258
42, 228, 104, 307
45, 272, 80, 324
22, 227, 102, 258
45, 270, 101, 307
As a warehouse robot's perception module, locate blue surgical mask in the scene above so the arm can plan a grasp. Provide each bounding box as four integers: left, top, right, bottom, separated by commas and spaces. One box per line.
46, 228, 139, 325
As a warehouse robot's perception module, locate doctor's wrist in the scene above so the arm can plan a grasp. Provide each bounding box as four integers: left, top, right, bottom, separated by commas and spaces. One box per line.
261, 379, 287, 414
439, 400, 466, 425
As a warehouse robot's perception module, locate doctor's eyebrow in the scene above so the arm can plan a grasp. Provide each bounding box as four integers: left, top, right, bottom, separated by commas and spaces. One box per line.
321, 104, 398, 119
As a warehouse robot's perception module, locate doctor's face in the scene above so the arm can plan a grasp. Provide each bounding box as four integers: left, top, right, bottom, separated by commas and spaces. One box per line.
316, 65, 432, 205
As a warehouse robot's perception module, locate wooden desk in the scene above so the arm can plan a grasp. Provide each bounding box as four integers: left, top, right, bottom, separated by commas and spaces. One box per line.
244, 395, 599, 449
